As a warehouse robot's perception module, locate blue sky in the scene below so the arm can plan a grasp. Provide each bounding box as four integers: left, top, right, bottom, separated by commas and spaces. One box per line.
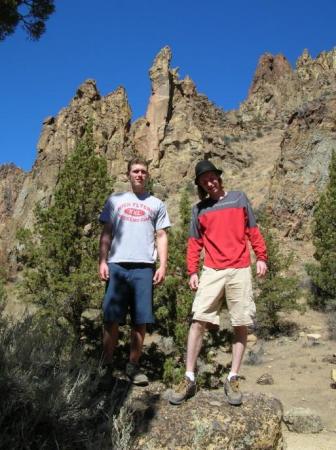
1, 0, 336, 171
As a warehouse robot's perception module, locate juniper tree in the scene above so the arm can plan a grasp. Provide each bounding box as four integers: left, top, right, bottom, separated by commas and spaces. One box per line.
0, 0, 55, 41
307, 150, 336, 309
19, 125, 111, 337
255, 212, 301, 336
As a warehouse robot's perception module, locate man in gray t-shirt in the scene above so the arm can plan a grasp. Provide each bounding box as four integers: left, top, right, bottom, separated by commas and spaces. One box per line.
99, 157, 170, 385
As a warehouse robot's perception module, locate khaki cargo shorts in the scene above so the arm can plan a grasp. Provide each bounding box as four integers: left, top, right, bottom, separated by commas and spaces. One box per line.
192, 266, 256, 327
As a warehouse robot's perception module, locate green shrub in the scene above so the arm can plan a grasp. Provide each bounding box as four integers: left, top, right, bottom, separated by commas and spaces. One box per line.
306, 150, 336, 310
255, 212, 302, 337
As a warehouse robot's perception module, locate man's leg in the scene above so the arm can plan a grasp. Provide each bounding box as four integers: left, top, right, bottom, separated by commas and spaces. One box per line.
224, 325, 247, 405
126, 324, 149, 386
224, 267, 254, 405
103, 321, 119, 365
129, 324, 146, 364
126, 266, 153, 385
186, 320, 207, 373
231, 325, 248, 375
169, 320, 206, 405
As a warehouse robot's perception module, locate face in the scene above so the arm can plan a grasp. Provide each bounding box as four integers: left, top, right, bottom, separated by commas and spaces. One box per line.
198, 171, 223, 198
128, 163, 149, 191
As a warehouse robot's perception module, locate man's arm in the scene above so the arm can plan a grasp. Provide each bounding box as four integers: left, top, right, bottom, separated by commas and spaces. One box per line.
99, 222, 113, 281
153, 228, 168, 285
187, 205, 204, 290
243, 193, 267, 277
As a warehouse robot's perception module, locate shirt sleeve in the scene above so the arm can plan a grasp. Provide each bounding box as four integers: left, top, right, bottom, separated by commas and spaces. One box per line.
99, 196, 114, 224
187, 204, 204, 275
155, 202, 171, 230
243, 193, 267, 262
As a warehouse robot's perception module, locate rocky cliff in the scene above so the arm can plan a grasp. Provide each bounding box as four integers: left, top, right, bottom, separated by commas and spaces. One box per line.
1, 46, 336, 274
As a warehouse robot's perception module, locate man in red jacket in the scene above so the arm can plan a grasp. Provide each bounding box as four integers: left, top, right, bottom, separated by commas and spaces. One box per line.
169, 160, 267, 406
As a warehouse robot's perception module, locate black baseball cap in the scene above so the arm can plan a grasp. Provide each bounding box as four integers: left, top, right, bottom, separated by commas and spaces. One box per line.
195, 160, 222, 184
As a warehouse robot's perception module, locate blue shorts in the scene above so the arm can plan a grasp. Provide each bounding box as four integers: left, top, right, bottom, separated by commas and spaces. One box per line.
102, 262, 155, 325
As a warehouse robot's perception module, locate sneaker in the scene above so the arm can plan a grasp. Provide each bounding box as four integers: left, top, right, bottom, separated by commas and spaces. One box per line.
224, 376, 243, 405
169, 377, 197, 405
125, 362, 149, 386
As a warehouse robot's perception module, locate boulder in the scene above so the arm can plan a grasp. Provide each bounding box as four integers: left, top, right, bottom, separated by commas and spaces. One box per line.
132, 389, 284, 449
283, 407, 323, 433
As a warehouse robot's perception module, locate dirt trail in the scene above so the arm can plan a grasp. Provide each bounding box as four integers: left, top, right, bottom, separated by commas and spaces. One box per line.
225, 309, 336, 449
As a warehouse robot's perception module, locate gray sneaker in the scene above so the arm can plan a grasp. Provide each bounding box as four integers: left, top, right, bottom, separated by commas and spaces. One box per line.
169, 377, 197, 405
224, 376, 242, 405
125, 362, 149, 386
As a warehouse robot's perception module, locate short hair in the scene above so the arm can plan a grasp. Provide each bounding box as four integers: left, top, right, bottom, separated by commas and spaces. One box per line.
197, 175, 223, 200
127, 157, 149, 174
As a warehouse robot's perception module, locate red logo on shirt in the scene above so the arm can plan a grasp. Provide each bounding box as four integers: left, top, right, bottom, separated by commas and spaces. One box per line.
124, 208, 145, 217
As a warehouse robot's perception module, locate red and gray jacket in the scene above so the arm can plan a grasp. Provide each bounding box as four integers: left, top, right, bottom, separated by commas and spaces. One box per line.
187, 191, 267, 275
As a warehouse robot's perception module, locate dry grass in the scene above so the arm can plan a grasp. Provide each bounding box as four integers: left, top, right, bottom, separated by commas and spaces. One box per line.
0, 314, 134, 450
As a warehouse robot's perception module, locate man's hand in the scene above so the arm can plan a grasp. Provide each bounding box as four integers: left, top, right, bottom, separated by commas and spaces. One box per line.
256, 260, 267, 277
99, 223, 112, 281
189, 273, 199, 291
153, 265, 166, 285
99, 261, 109, 281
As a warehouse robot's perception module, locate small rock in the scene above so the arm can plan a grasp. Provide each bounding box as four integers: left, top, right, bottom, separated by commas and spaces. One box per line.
208, 400, 222, 407
157, 336, 176, 355
257, 373, 274, 385
322, 354, 336, 364
331, 369, 336, 388
299, 331, 306, 337
307, 333, 321, 344
331, 369, 336, 382
283, 407, 323, 433
247, 333, 258, 345
161, 389, 173, 401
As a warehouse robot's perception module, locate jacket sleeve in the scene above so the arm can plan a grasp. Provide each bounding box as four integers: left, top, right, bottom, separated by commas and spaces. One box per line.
186, 205, 204, 275
244, 194, 267, 262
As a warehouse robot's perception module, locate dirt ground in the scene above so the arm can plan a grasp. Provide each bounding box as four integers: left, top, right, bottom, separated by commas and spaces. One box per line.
222, 309, 336, 450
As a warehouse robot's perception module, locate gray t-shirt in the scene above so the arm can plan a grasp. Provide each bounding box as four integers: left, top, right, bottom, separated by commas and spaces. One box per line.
99, 191, 170, 264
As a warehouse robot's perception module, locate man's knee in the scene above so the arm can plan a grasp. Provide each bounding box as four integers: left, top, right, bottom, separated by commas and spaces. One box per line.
132, 323, 146, 334
104, 321, 119, 333
233, 324, 248, 333
191, 320, 208, 334
232, 325, 248, 340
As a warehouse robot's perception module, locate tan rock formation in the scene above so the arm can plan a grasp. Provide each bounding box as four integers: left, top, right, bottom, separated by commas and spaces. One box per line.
248, 53, 293, 96
268, 96, 336, 239
241, 47, 336, 124
0, 164, 26, 225
297, 48, 336, 81
132, 46, 172, 164
0, 164, 26, 273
